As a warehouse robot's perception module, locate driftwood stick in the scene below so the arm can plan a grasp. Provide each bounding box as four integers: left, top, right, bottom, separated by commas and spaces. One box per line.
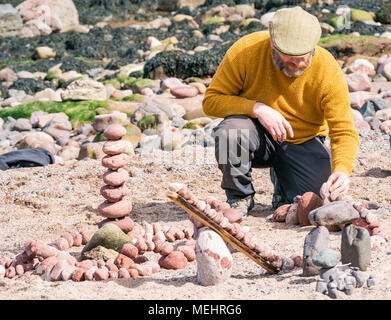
167, 191, 278, 274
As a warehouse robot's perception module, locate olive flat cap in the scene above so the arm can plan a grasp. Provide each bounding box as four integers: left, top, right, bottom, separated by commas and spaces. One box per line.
269, 6, 322, 57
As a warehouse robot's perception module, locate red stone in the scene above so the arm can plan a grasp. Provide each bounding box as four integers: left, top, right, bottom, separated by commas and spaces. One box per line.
158, 251, 188, 270
101, 154, 130, 170
72, 268, 85, 281
104, 124, 127, 140
103, 140, 128, 155
100, 184, 130, 202
114, 254, 135, 269
272, 204, 291, 222
160, 243, 174, 256
121, 243, 138, 259
98, 199, 132, 218
103, 169, 129, 187
297, 192, 323, 226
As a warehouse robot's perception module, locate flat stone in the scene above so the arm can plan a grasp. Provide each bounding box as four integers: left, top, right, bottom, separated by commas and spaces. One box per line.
308, 201, 359, 226
341, 224, 371, 271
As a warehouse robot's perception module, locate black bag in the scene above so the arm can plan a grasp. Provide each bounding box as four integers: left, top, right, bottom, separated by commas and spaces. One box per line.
0, 148, 55, 170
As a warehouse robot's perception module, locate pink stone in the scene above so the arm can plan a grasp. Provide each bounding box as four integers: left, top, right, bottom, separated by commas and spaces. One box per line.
103, 140, 129, 155
345, 72, 371, 92
285, 202, 299, 226
104, 124, 127, 140
176, 245, 196, 261
102, 169, 129, 187
99, 217, 135, 233
160, 243, 174, 256
158, 251, 188, 270
118, 267, 130, 278
98, 199, 132, 218
72, 233, 83, 247
297, 192, 323, 226
272, 204, 290, 222
94, 267, 109, 281
100, 183, 130, 202
101, 154, 130, 170
170, 85, 199, 99
121, 243, 138, 259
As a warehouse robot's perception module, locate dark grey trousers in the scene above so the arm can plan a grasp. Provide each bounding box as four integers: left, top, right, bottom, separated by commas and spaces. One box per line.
212, 115, 332, 208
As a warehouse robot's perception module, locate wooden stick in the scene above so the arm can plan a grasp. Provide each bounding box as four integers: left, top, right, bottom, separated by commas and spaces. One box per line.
167, 191, 278, 274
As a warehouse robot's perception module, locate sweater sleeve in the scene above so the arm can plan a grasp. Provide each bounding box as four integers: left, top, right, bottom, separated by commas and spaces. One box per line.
202, 40, 257, 118
322, 72, 359, 176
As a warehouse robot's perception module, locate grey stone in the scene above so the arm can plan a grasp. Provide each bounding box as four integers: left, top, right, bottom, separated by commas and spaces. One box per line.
366, 201, 380, 210
77, 123, 93, 136
360, 98, 391, 118
312, 248, 341, 268
341, 224, 371, 271
327, 281, 339, 299
139, 135, 162, 154
367, 117, 381, 131
308, 201, 359, 226
351, 269, 367, 287
14, 118, 32, 131
316, 280, 327, 294
8, 89, 26, 102
344, 275, 356, 295
302, 226, 329, 277
3, 117, 16, 131
0, 4, 23, 38
336, 274, 346, 291
319, 266, 340, 282
374, 208, 390, 216
30, 111, 49, 128
366, 275, 375, 288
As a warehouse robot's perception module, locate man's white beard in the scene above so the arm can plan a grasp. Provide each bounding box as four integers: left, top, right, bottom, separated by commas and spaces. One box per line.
271, 50, 312, 78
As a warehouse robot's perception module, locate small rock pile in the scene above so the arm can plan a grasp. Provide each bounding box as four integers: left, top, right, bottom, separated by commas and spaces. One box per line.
313, 248, 376, 299
168, 182, 303, 286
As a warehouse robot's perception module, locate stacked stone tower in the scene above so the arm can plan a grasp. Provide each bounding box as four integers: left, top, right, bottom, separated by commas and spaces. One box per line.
98, 124, 134, 232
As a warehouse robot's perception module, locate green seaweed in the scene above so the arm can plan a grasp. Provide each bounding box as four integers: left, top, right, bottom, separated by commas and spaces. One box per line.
0, 100, 108, 122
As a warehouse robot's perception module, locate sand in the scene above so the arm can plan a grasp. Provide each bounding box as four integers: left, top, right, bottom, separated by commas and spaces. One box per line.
0, 144, 390, 300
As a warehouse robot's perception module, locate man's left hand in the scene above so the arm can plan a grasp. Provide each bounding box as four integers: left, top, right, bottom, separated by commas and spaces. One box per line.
326, 171, 350, 201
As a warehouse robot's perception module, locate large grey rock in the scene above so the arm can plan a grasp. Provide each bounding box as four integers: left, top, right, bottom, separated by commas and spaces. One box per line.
0, 4, 23, 38
341, 224, 371, 271
308, 201, 359, 226
312, 248, 341, 268
360, 98, 390, 118
302, 226, 329, 277
196, 227, 233, 286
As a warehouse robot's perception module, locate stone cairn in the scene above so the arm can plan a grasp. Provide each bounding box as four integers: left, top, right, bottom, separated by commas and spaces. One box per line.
168, 182, 303, 286
270, 182, 389, 298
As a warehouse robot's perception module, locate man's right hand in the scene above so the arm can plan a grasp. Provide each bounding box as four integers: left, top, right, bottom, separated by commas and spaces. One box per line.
253, 102, 294, 141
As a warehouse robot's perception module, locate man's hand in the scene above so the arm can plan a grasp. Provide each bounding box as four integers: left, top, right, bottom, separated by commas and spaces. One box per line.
253, 102, 294, 141
326, 171, 350, 201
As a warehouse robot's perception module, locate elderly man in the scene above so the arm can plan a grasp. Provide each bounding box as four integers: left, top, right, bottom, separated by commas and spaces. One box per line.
202, 6, 359, 218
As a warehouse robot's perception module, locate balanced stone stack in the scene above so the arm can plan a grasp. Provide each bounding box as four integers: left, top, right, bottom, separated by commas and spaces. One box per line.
98, 124, 134, 233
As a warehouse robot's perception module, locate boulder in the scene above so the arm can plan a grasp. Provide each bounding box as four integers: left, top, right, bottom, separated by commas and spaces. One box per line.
16, 0, 79, 32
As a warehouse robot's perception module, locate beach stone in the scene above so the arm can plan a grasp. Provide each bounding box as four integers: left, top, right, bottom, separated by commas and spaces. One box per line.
98, 199, 132, 218
308, 201, 359, 226
349, 91, 378, 110
81, 224, 134, 257
104, 124, 127, 140
272, 204, 290, 222
327, 281, 338, 299
93, 112, 128, 133
101, 153, 131, 170
196, 228, 233, 286
99, 216, 134, 234
44, 127, 71, 141
13, 118, 32, 131
297, 192, 323, 226
170, 85, 199, 99
344, 275, 356, 295
351, 269, 366, 288
345, 72, 371, 92
158, 251, 188, 270
0, 67, 18, 84
16, 0, 79, 32
94, 267, 109, 281
0, 4, 23, 38
360, 98, 391, 118
367, 275, 375, 288
121, 243, 138, 259
102, 169, 129, 187
161, 77, 183, 91
341, 224, 371, 271
100, 184, 129, 203
82, 246, 119, 262
312, 248, 341, 268
103, 139, 132, 156
316, 279, 327, 294
62, 79, 107, 101
161, 126, 186, 150
319, 266, 340, 282
302, 226, 329, 277
285, 202, 299, 225
35, 46, 56, 59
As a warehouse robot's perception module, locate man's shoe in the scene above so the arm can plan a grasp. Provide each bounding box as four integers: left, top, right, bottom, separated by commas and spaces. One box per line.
227, 196, 255, 219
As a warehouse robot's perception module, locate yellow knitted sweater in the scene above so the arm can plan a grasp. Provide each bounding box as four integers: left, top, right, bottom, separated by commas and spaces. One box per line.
202, 31, 359, 175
